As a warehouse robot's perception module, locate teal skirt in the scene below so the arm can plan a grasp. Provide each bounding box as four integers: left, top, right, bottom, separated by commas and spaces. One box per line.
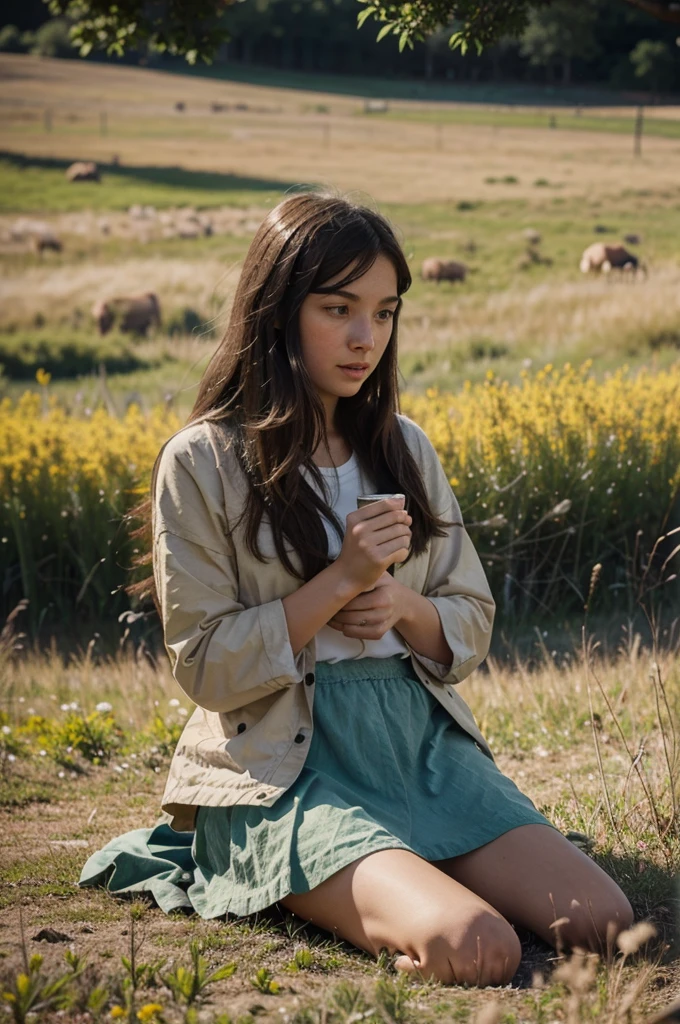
79, 655, 553, 919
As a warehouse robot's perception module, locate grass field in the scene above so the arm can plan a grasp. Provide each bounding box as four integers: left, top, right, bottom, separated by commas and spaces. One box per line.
1, 627, 678, 1022
1, 53, 679, 1022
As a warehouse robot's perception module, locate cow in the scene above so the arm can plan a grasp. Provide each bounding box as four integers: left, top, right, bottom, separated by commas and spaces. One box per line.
421, 257, 468, 284
33, 232, 63, 255
92, 293, 161, 336
579, 242, 646, 279
66, 161, 100, 183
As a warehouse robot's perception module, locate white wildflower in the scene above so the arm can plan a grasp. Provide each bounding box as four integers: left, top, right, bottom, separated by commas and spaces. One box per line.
96, 701, 113, 713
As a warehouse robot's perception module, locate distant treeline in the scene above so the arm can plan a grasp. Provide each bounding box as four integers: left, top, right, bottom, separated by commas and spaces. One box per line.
1, 0, 679, 94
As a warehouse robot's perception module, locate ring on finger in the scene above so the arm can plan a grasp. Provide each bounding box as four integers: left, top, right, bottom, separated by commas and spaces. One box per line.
359, 618, 367, 627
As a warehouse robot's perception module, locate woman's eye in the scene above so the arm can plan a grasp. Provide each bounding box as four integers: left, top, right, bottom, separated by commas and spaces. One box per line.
377, 309, 395, 321
326, 305, 348, 316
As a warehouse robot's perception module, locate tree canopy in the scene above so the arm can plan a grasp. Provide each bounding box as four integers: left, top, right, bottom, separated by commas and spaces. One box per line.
43, 0, 680, 63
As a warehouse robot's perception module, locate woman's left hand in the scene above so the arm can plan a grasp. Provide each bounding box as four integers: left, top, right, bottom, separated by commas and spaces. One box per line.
327, 572, 409, 641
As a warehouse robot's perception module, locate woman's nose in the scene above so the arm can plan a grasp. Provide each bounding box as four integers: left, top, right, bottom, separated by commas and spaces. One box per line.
349, 315, 375, 348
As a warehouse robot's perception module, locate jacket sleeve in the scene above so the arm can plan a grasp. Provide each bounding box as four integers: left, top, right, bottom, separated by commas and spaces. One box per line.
152, 436, 306, 714
405, 422, 496, 685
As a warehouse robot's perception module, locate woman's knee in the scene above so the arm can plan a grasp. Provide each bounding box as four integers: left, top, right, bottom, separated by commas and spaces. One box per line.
559, 888, 634, 953
406, 908, 522, 987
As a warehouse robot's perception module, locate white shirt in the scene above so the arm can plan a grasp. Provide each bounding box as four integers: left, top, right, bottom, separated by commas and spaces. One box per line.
299, 451, 410, 663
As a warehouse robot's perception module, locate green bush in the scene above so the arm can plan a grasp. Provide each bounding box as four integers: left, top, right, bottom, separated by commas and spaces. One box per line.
0, 331, 154, 380
30, 19, 75, 59
0, 25, 26, 53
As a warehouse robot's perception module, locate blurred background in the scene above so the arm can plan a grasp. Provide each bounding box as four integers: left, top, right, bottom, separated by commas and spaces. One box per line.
1, 0, 679, 657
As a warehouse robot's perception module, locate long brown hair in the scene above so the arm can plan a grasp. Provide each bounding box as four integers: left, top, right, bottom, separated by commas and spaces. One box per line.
127, 190, 456, 611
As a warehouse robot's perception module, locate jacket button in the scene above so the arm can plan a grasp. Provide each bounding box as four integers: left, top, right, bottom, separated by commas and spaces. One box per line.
237, 722, 246, 734
294, 732, 306, 744
304, 673, 315, 685
256, 792, 267, 799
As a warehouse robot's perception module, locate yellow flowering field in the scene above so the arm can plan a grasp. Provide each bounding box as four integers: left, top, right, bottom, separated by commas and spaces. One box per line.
0, 386, 180, 634
1, 361, 679, 634
402, 360, 680, 619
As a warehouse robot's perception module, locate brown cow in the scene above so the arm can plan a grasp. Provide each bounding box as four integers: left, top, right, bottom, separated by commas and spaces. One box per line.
92, 292, 161, 336
66, 161, 100, 183
33, 232, 63, 255
421, 257, 468, 284
579, 242, 646, 278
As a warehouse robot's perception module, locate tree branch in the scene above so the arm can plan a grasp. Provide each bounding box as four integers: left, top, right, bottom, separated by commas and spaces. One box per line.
623, 0, 680, 23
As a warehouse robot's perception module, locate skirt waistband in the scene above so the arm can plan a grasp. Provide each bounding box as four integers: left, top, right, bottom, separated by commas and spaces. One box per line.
314, 654, 415, 683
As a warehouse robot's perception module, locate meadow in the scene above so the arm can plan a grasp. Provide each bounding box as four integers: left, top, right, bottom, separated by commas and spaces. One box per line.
0, 53, 679, 1022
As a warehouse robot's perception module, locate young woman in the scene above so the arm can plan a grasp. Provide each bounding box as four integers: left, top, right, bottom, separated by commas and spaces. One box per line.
80, 191, 633, 986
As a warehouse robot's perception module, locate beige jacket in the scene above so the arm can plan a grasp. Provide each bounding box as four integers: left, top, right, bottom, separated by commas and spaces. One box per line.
153, 414, 496, 832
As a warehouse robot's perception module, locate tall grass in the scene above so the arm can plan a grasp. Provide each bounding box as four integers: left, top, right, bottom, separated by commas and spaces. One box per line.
1, 361, 679, 637
401, 360, 680, 620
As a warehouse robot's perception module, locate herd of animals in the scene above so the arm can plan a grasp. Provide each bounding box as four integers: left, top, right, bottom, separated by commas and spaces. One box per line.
20, 160, 648, 338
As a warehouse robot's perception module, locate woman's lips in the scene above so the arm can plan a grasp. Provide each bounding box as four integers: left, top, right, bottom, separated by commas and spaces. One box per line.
339, 365, 368, 378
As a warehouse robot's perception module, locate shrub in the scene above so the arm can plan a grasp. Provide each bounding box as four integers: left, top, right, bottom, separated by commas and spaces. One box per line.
0, 26, 26, 53
0, 331, 153, 380
30, 19, 75, 59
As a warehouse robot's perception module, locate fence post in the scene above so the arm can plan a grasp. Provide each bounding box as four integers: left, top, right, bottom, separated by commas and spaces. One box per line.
634, 105, 644, 157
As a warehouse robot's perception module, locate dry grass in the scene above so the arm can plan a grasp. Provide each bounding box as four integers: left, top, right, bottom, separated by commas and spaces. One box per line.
0, 256, 238, 327
0, 629, 677, 1021
2, 55, 680, 205
402, 265, 680, 361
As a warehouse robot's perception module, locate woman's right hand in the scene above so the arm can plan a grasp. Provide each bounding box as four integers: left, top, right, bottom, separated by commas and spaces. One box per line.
336, 496, 412, 591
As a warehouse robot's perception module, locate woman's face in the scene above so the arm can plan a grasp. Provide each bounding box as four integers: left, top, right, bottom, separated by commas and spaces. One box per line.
297, 253, 399, 426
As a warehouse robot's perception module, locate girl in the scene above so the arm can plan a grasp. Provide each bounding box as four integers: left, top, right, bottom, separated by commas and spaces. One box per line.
80, 191, 633, 986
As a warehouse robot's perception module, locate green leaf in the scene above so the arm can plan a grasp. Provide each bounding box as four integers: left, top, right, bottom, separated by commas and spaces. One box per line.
398, 29, 413, 52
375, 22, 394, 42
356, 5, 376, 28
206, 963, 237, 984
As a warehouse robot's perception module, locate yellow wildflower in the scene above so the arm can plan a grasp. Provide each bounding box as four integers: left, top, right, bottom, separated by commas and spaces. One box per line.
137, 1003, 164, 1021
35, 368, 51, 387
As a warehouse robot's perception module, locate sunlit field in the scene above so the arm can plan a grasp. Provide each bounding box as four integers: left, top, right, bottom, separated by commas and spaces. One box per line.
0, 53, 678, 1022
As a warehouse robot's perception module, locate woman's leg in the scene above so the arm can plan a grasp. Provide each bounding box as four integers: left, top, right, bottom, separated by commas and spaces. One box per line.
279, 847, 522, 986
431, 824, 634, 955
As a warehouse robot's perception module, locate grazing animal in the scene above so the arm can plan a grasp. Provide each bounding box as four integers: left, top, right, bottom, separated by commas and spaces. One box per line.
624, 233, 641, 246
523, 227, 541, 245
33, 232, 63, 255
65, 161, 100, 183
579, 242, 645, 279
92, 292, 161, 337
421, 257, 468, 284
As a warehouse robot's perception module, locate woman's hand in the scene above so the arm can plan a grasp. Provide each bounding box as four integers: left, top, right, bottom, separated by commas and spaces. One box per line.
335, 496, 412, 592
327, 572, 410, 641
